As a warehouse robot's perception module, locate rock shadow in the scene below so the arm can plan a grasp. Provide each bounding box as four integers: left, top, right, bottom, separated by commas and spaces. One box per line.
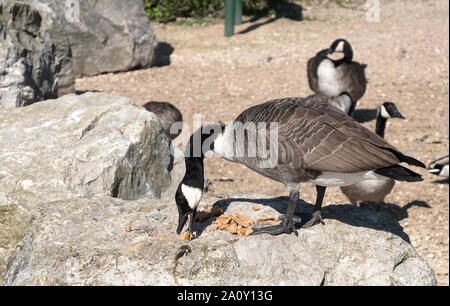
75, 90, 102, 95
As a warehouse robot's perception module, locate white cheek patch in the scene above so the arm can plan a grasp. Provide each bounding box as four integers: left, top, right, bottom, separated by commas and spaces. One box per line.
181, 184, 203, 209
335, 41, 345, 52
380, 105, 391, 119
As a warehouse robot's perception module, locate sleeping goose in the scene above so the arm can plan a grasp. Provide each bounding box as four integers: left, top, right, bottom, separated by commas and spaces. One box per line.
143, 101, 183, 140
340, 102, 406, 209
175, 94, 425, 237
428, 155, 449, 178
307, 39, 367, 115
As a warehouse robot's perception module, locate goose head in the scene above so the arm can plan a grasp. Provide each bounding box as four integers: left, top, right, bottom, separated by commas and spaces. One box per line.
329, 39, 353, 63
379, 102, 405, 120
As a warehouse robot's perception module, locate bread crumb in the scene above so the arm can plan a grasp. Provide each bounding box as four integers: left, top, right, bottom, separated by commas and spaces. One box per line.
179, 231, 192, 241
257, 216, 279, 222
211, 213, 253, 236
125, 226, 132, 232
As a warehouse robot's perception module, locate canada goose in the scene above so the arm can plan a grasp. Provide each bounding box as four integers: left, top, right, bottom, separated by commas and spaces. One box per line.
143, 101, 183, 140
428, 155, 449, 178
175, 94, 425, 237
340, 102, 406, 209
307, 39, 367, 115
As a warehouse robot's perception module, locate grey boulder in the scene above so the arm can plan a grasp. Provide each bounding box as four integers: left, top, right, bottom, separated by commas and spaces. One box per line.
3, 194, 437, 286
22, 0, 158, 77
0, 92, 172, 206
0, 1, 73, 108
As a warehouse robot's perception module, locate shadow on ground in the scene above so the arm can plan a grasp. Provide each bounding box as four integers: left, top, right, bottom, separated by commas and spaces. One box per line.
193, 195, 432, 243
238, 2, 303, 35
353, 108, 378, 123
431, 178, 449, 184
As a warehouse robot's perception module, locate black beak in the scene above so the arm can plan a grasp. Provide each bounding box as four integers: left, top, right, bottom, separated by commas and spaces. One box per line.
392, 111, 406, 119
176, 210, 196, 235
177, 213, 188, 235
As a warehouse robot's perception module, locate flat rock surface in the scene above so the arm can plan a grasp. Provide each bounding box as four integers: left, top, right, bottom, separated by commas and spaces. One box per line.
3, 193, 436, 286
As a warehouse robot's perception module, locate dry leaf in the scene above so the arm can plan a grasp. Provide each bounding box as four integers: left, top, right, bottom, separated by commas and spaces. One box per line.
125, 226, 132, 232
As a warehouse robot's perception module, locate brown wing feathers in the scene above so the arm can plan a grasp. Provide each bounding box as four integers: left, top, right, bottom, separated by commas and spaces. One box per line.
236, 97, 423, 173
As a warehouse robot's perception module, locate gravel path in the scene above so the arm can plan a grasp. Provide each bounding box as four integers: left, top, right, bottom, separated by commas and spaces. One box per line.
76, 0, 449, 285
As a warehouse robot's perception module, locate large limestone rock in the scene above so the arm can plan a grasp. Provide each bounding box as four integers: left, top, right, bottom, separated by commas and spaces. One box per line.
0, 1, 73, 108
22, 0, 158, 77
0, 91, 173, 283
0, 92, 172, 205
3, 193, 437, 286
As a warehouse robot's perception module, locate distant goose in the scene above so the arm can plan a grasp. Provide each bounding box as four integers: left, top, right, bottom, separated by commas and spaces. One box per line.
428, 155, 449, 178
143, 101, 183, 140
175, 94, 425, 236
340, 102, 406, 209
307, 39, 367, 115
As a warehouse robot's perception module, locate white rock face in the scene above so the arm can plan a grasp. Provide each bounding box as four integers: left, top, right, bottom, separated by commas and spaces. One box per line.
3, 194, 437, 286
0, 92, 174, 283
0, 92, 172, 204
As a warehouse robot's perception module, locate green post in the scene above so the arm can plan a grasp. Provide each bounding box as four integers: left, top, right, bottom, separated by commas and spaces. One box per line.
235, 0, 243, 26
225, 0, 236, 37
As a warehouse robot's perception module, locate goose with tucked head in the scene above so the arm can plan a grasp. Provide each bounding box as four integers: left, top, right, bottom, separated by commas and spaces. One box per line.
307, 39, 367, 115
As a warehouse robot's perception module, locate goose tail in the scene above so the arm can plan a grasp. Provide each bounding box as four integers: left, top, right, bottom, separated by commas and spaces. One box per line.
375, 165, 423, 182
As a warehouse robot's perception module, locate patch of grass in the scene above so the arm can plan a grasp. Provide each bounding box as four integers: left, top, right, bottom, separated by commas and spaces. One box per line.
174, 17, 220, 26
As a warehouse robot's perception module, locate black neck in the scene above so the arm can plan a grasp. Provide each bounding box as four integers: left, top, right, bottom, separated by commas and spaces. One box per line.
183, 156, 205, 190
181, 124, 224, 188
375, 112, 387, 138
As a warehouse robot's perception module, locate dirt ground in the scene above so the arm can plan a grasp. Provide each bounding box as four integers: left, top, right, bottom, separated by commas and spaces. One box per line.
76, 0, 449, 285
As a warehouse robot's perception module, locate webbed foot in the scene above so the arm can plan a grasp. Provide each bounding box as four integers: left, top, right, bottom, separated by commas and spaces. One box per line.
300, 211, 324, 228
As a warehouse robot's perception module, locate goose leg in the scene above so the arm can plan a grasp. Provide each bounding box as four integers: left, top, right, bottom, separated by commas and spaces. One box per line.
251, 190, 300, 236
301, 185, 326, 228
